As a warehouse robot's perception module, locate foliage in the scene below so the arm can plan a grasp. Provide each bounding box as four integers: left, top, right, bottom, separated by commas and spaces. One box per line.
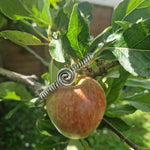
0, 0, 150, 149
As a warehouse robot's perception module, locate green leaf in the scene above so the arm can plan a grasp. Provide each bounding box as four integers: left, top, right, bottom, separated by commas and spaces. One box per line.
112, 0, 150, 31
106, 66, 130, 105
53, 8, 68, 30
63, 0, 74, 18
5, 103, 23, 119
124, 92, 150, 112
106, 104, 136, 118
115, 21, 131, 30
66, 4, 89, 59
49, 59, 59, 83
0, 81, 32, 101
49, 0, 61, 7
78, 1, 93, 22
0, 13, 7, 28
36, 119, 58, 136
35, 136, 67, 150
66, 140, 84, 150
80, 139, 94, 150
104, 117, 131, 131
98, 50, 116, 60
106, 19, 150, 77
0, 0, 51, 26
0, 30, 43, 45
87, 26, 112, 53
126, 78, 150, 89
41, 72, 51, 86
78, 1, 93, 17
3, 90, 21, 100
49, 37, 65, 63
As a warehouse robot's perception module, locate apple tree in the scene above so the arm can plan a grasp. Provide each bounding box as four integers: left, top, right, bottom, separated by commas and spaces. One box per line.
0, 0, 150, 150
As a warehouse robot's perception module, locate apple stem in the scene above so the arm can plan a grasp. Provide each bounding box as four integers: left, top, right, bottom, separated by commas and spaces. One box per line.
93, 60, 119, 77
102, 118, 146, 150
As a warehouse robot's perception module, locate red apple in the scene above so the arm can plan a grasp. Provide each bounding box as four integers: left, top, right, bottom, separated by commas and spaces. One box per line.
46, 75, 106, 139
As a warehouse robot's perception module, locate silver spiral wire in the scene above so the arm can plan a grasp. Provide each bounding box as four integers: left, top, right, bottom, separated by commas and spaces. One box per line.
39, 68, 76, 100
57, 68, 76, 86
71, 53, 94, 71
38, 53, 94, 102
39, 81, 60, 100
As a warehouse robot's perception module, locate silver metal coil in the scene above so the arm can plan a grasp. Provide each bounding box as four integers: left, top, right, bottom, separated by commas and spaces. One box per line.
71, 53, 94, 71
57, 68, 76, 86
39, 81, 59, 100
38, 53, 94, 102
39, 68, 76, 100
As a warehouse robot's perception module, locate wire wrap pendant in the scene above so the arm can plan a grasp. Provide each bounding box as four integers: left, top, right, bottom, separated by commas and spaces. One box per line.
39, 53, 94, 101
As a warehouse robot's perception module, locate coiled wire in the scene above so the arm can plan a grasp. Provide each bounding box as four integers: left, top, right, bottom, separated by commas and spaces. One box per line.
39, 53, 94, 101
71, 53, 94, 71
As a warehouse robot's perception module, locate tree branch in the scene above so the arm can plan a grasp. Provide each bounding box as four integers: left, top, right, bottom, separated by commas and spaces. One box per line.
82, 60, 119, 77
102, 118, 150, 150
93, 60, 119, 77
0, 67, 45, 95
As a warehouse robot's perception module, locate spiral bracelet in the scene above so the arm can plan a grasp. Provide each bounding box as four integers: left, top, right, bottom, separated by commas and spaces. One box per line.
38, 53, 94, 102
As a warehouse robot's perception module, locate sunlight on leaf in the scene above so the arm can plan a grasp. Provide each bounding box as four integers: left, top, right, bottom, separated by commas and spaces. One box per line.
4, 89, 21, 100
66, 140, 84, 150
0, 30, 43, 45
49, 0, 61, 6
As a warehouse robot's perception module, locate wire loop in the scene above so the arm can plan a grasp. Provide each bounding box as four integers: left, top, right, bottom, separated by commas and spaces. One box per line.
57, 68, 76, 86
39, 53, 94, 101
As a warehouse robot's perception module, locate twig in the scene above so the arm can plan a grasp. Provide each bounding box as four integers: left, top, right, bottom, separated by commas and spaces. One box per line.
102, 118, 150, 150
0, 67, 45, 95
83, 60, 119, 77
93, 60, 119, 77
22, 45, 49, 67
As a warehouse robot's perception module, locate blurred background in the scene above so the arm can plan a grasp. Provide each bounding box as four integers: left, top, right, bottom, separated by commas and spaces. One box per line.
0, 0, 122, 77
1, 0, 150, 150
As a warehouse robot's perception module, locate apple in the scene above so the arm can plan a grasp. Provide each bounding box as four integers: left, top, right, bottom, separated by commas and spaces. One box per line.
46, 75, 106, 139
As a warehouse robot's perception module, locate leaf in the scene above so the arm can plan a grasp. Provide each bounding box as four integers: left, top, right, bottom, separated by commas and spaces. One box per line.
0, 0, 51, 26
63, 0, 74, 18
106, 104, 136, 118
104, 117, 131, 131
3, 90, 21, 100
35, 136, 67, 150
87, 26, 112, 53
106, 19, 150, 77
112, 0, 150, 31
126, 78, 150, 89
66, 4, 89, 59
98, 50, 116, 60
106, 66, 130, 105
124, 92, 150, 112
41, 72, 51, 86
36, 119, 58, 136
78, 1, 93, 22
115, 21, 131, 30
5, 103, 23, 119
53, 8, 68, 30
80, 139, 94, 150
49, 59, 59, 83
66, 140, 84, 150
0, 13, 7, 28
49, 37, 65, 63
0, 81, 32, 101
0, 30, 43, 45
49, 0, 61, 7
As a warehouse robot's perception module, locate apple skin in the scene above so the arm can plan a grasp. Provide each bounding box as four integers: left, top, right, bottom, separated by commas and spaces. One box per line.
46, 75, 106, 139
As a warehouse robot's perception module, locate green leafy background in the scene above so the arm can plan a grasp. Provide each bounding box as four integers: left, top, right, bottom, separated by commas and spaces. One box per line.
0, 0, 150, 150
